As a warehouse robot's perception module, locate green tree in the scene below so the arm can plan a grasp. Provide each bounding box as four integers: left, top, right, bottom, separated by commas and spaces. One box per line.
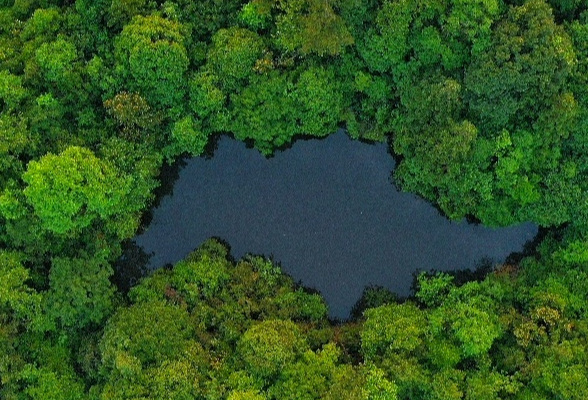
163, 115, 209, 159
229, 71, 298, 153
114, 15, 189, 112
103, 91, 161, 141
22, 146, 135, 237
107, 0, 155, 29
20, 7, 62, 42
35, 37, 80, 92
0, 251, 42, 327
362, 364, 398, 400
268, 343, 342, 400
294, 66, 347, 136
464, 0, 575, 134
99, 300, 193, 372
45, 256, 115, 330
361, 302, 427, 361
18, 364, 86, 400
0, 70, 27, 112
170, 250, 232, 303
415, 272, 455, 308
206, 27, 265, 91
237, 319, 308, 379
429, 282, 504, 358
0, 113, 36, 185
172, 0, 243, 41
273, 0, 354, 56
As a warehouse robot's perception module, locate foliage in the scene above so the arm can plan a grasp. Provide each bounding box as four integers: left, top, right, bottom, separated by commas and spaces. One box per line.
238, 319, 308, 379
0, 251, 42, 326
45, 256, 115, 330
272, 0, 354, 56
1, 0, 588, 398
22, 146, 135, 237
114, 14, 189, 112
206, 27, 265, 91
229, 71, 299, 153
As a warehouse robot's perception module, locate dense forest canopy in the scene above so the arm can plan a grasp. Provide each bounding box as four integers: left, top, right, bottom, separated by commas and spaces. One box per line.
2, 0, 588, 398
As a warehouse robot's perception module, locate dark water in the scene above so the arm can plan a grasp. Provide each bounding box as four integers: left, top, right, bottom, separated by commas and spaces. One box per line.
134, 132, 537, 318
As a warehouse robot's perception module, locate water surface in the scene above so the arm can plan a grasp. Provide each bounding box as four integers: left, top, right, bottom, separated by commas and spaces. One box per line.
134, 132, 537, 318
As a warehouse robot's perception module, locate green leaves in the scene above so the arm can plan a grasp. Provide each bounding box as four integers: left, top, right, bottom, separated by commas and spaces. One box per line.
362, 364, 398, 400
295, 66, 347, 136
361, 303, 427, 360
464, 0, 575, 134
228, 66, 348, 153
0, 251, 41, 325
207, 27, 266, 91
2, 2, 588, 399
100, 300, 193, 370
415, 272, 454, 308
19, 364, 86, 400
163, 115, 209, 159
115, 15, 189, 110
273, 0, 354, 56
45, 256, 115, 330
172, 252, 231, 302
229, 71, 298, 153
238, 320, 308, 379
22, 146, 132, 237
0, 70, 27, 111
35, 37, 78, 85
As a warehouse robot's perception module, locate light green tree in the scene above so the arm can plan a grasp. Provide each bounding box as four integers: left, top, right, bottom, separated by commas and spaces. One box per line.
22, 146, 133, 237
238, 319, 308, 379
361, 302, 427, 361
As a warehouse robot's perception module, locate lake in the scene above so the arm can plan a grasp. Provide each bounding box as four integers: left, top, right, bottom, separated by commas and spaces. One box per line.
133, 132, 538, 319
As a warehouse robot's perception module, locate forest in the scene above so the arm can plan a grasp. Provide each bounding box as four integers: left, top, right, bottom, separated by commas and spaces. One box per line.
1, 0, 588, 398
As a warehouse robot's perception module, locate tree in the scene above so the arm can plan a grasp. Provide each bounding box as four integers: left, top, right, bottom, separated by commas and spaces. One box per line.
35, 37, 80, 91
144, 353, 209, 400
237, 319, 308, 379
229, 71, 298, 153
361, 0, 499, 76
20, 7, 62, 42
362, 364, 399, 400
429, 282, 504, 358
0, 251, 42, 327
107, 0, 155, 29
392, 76, 494, 221
172, 0, 243, 41
0, 112, 35, 185
273, 289, 329, 322
163, 115, 209, 159
273, 0, 354, 56
17, 364, 86, 400
0, 70, 27, 112
99, 300, 193, 371
361, 302, 427, 361
415, 272, 455, 308
464, 0, 576, 134
0, 110, 31, 184
170, 251, 232, 303
103, 91, 161, 141
22, 146, 134, 237
114, 15, 189, 112
206, 27, 266, 91
228, 390, 268, 400
45, 256, 115, 330
294, 66, 347, 136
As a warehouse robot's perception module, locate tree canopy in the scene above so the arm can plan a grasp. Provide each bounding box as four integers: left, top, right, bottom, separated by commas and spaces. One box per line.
1, 0, 588, 398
